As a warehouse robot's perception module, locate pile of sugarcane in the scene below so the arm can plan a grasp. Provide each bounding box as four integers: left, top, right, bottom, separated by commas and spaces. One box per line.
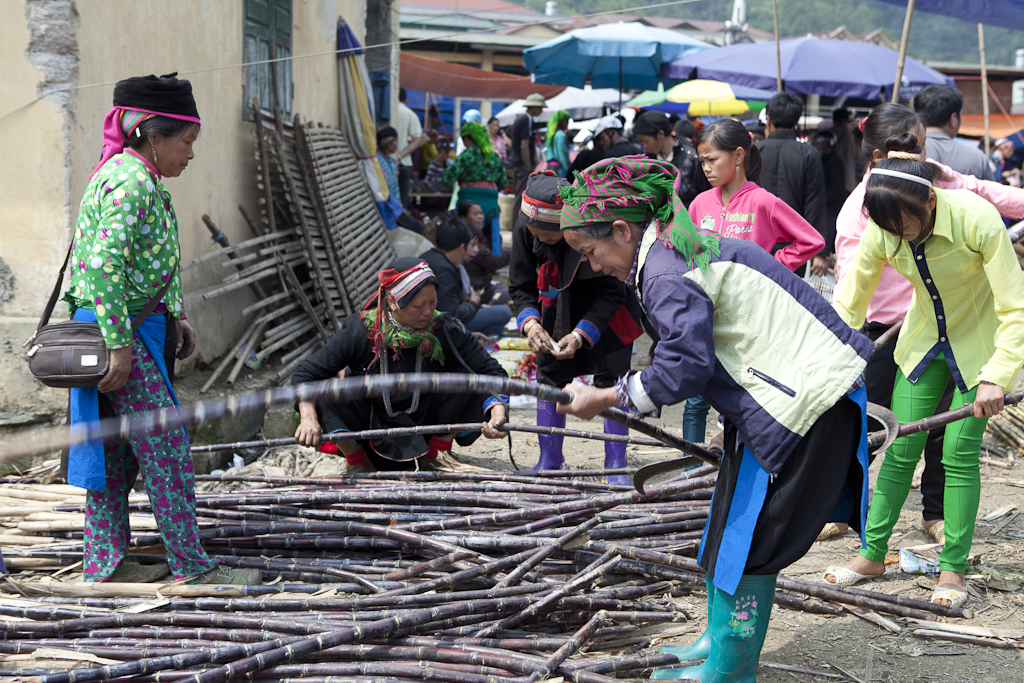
0, 467, 971, 681
985, 403, 1024, 453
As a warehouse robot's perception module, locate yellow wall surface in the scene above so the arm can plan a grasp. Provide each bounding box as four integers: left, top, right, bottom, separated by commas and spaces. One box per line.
66, 0, 364, 364
0, 2, 73, 318
0, 0, 365, 415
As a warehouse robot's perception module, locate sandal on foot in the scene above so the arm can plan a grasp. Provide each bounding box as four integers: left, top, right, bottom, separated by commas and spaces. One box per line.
923, 520, 945, 545
823, 566, 881, 587
931, 584, 968, 609
816, 523, 850, 542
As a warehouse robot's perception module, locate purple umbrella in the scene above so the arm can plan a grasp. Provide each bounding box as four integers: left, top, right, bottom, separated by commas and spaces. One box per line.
662, 37, 954, 101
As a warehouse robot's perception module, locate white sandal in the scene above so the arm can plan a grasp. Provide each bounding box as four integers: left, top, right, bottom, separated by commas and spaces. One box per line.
823, 566, 882, 587
923, 520, 945, 545
816, 522, 850, 541
931, 584, 968, 609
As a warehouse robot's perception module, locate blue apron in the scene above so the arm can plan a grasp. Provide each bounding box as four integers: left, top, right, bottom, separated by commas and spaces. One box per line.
68, 309, 182, 491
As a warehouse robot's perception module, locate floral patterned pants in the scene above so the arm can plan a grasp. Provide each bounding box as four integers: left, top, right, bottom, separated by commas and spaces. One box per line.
83, 336, 217, 582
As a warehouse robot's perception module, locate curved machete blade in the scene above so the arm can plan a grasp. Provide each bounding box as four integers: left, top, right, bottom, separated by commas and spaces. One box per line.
866, 401, 900, 454
632, 456, 703, 494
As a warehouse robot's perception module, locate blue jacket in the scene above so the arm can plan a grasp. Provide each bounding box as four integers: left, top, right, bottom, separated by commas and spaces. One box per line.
628, 232, 872, 474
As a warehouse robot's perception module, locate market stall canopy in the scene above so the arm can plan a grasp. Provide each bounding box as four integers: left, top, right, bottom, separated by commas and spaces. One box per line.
495, 87, 625, 127
875, 0, 1024, 31
524, 21, 713, 91
663, 37, 954, 100
399, 53, 565, 100
959, 114, 1024, 141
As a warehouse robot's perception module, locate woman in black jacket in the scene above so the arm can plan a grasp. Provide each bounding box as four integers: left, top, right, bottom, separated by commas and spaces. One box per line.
292, 258, 509, 473
509, 172, 644, 483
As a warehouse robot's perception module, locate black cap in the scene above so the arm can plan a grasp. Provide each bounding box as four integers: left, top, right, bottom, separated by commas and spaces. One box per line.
113, 73, 199, 119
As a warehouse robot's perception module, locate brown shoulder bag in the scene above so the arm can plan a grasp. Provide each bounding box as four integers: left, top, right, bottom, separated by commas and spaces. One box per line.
25, 243, 176, 389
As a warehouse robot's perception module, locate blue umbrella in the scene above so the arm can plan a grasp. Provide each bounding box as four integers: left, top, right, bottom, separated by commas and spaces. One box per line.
662, 37, 953, 100
876, 0, 1024, 31
524, 22, 713, 93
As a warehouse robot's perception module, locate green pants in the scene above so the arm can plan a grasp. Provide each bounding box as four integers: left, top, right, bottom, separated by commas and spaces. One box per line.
860, 354, 986, 573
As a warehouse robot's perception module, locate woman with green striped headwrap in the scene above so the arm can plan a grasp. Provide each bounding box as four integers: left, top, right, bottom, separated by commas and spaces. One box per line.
556, 155, 874, 683
545, 110, 571, 178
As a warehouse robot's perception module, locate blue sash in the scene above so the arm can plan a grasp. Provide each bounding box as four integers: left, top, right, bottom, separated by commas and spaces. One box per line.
67, 309, 182, 491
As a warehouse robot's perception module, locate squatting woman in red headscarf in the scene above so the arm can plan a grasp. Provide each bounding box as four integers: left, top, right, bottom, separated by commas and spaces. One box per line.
292, 258, 509, 473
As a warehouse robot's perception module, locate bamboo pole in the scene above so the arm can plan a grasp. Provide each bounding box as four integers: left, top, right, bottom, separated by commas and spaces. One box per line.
771, 0, 782, 92
891, 0, 916, 102
979, 23, 991, 157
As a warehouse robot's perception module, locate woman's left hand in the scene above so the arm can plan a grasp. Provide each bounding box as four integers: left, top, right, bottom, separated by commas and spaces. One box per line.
482, 404, 508, 439
974, 382, 1006, 418
176, 318, 197, 360
551, 332, 581, 360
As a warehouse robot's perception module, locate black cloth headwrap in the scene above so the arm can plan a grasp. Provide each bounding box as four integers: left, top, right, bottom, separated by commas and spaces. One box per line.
113, 73, 199, 120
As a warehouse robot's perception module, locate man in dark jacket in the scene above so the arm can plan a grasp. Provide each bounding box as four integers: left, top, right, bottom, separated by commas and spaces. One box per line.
420, 219, 512, 337
756, 93, 829, 276
634, 111, 709, 204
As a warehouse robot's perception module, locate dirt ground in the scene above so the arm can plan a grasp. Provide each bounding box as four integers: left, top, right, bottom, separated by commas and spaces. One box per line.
177, 332, 1024, 683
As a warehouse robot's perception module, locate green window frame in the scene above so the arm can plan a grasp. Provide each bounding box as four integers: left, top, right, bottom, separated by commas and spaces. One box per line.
243, 0, 293, 119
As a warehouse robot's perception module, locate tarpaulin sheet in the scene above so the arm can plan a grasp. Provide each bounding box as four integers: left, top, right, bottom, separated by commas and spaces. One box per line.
400, 53, 564, 100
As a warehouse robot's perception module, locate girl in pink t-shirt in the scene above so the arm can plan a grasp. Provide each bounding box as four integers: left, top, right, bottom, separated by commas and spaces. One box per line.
679, 119, 825, 445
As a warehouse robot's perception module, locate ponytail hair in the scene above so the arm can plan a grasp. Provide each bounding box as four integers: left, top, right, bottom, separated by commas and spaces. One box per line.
863, 132, 935, 252
694, 118, 762, 184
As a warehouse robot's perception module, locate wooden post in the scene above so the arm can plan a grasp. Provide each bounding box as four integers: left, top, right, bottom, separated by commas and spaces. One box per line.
979, 23, 991, 157
771, 0, 782, 92
891, 0, 916, 102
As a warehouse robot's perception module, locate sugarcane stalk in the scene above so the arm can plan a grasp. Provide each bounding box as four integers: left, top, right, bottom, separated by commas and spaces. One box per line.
383, 550, 477, 581
0, 373, 719, 465
496, 516, 602, 589
474, 551, 621, 637
868, 390, 1024, 448
189, 422, 668, 453
525, 610, 606, 683
777, 575, 967, 620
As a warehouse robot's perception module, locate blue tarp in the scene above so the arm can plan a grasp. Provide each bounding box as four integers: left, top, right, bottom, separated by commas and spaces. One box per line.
875, 0, 1024, 31
403, 91, 504, 134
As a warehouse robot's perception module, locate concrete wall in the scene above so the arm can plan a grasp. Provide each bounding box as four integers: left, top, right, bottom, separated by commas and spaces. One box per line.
0, 0, 366, 417
0, 1, 78, 416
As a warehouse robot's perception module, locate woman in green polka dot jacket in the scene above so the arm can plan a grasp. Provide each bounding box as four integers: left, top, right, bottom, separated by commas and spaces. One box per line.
66, 74, 255, 586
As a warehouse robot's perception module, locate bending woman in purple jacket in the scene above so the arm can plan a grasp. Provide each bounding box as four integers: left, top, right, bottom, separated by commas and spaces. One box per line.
556, 156, 871, 682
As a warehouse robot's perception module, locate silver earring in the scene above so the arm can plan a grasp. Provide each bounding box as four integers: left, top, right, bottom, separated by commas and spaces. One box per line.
735, 165, 740, 176
151, 144, 158, 165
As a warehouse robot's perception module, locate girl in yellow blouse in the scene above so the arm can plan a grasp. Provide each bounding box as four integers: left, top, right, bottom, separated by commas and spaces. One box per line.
828, 132, 1024, 608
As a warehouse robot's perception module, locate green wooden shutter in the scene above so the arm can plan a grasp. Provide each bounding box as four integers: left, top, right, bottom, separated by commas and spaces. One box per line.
243, 0, 292, 119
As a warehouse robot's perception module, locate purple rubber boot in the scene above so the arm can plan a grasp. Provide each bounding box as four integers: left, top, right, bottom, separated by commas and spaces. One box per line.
532, 399, 565, 471
604, 418, 631, 485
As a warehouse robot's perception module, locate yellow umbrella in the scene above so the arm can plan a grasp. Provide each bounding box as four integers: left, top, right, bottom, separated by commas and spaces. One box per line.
665, 79, 760, 117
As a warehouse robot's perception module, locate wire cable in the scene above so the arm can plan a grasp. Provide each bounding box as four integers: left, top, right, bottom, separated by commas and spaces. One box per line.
0, 0, 700, 125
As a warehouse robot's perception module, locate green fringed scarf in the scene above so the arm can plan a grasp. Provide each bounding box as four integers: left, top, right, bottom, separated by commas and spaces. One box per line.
361, 309, 446, 364
558, 155, 721, 272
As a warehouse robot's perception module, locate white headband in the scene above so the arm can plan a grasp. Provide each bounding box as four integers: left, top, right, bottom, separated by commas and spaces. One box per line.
870, 168, 932, 187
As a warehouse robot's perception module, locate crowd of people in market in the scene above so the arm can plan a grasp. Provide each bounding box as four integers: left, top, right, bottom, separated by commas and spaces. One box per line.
65, 69, 1024, 682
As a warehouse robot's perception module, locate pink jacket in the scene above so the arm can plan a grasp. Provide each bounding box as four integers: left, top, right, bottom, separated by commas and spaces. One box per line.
688, 181, 825, 272
835, 159, 1024, 324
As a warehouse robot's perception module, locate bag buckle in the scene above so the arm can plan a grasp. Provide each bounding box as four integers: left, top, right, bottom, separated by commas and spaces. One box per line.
26, 344, 40, 358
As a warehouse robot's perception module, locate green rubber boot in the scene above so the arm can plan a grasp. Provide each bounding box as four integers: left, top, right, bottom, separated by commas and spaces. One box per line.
657, 575, 716, 665
653, 573, 777, 682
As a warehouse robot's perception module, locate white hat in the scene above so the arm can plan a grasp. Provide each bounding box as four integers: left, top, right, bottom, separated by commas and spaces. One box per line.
524, 93, 547, 108
592, 115, 623, 139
